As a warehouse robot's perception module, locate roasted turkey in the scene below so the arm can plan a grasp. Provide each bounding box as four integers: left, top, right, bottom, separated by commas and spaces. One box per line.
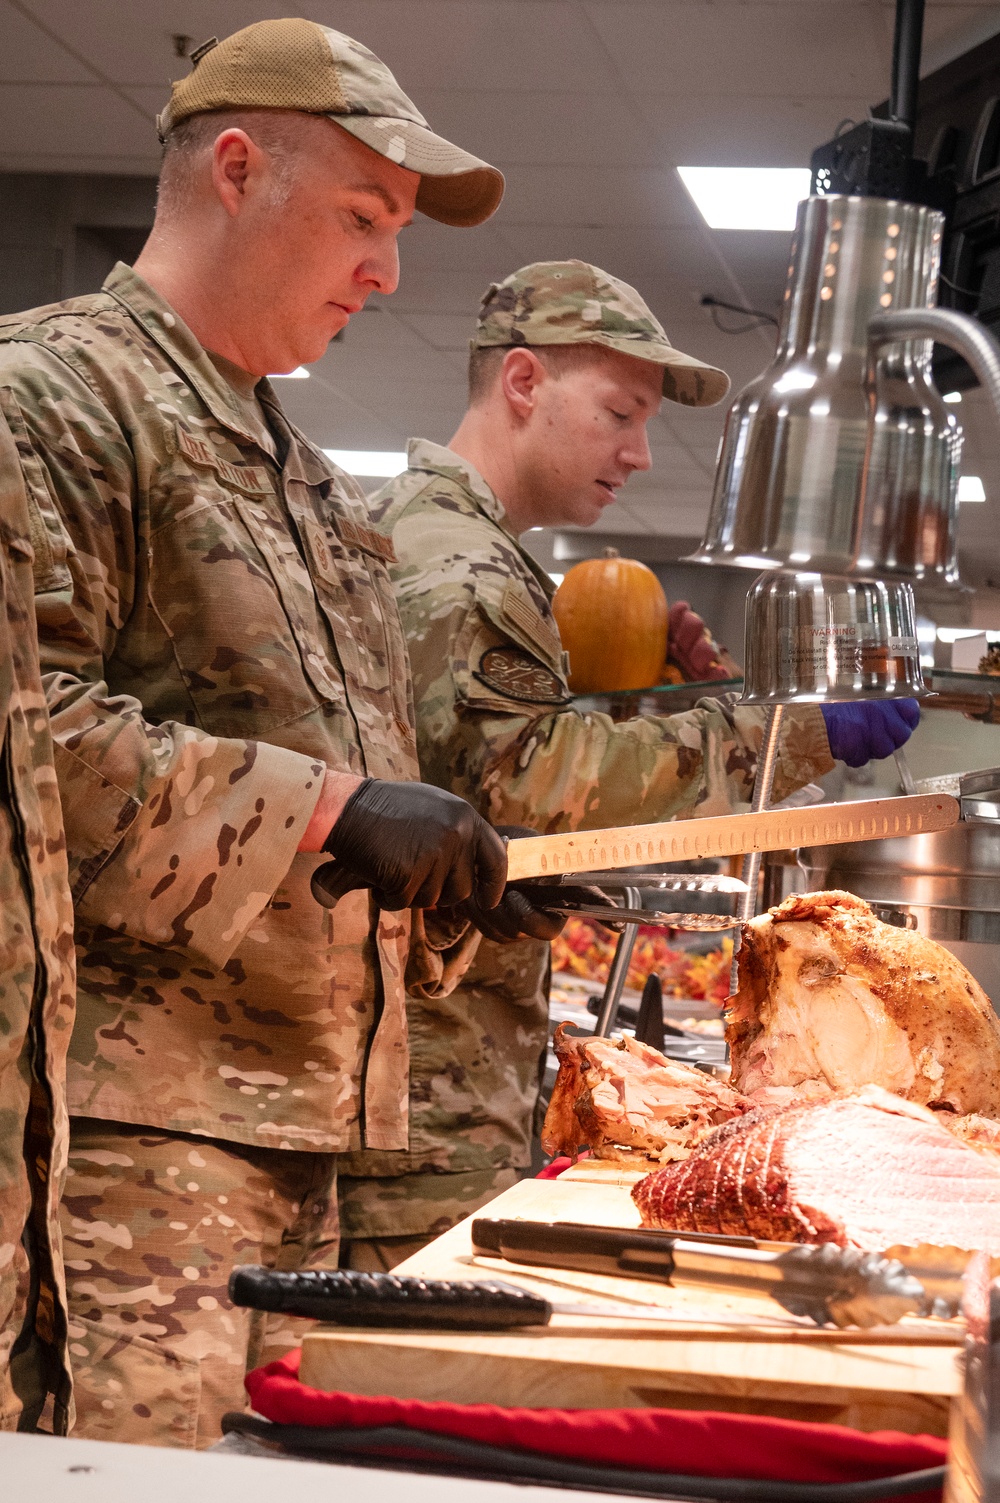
542, 1024, 747, 1167
937, 1111, 1000, 1159
727, 891, 1000, 1118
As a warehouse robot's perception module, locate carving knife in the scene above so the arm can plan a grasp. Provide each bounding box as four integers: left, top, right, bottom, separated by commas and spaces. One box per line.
311, 793, 958, 906
503, 793, 958, 882
229, 1265, 798, 1331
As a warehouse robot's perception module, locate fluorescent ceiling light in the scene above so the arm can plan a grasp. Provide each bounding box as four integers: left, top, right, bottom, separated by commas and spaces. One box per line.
549, 573, 565, 587
958, 475, 986, 502
323, 449, 407, 477
269, 366, 310, 379
678, 166, 811, 231
943, 390, 962, 404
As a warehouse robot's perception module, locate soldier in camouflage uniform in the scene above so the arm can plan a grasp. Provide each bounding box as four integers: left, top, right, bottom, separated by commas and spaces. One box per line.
0, 415, 75, 1434
339, 261, 917, 1267
0, 20, 528, 1448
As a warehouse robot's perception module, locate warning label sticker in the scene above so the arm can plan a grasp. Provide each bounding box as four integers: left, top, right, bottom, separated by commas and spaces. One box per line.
778, 625, 919, 681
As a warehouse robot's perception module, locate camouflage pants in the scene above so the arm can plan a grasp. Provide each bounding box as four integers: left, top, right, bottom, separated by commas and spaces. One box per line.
339, 1232, 437, 1273
337, 1164, 521, 1263
59, 1119, 339, 1449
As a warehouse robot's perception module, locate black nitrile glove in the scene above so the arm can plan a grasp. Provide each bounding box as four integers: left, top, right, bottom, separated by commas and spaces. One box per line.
454, 825, 614, 944
820, 699, 920, 768
315, 779, 507, 912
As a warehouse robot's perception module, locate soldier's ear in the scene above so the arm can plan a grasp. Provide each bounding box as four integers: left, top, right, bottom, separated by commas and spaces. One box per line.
500, 347, 546, 420
212, 128, 265, 216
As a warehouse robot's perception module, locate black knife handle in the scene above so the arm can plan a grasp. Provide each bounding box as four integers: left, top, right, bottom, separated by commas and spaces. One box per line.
228, 1266, 552, 1330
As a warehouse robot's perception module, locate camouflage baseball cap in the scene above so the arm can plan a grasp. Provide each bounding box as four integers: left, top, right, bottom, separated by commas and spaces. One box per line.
156, 19, 504, 228
473, 260, 730, 406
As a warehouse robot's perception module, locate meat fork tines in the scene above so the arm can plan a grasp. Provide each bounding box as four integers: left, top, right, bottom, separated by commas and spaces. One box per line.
521, 870, 746, 930
517, 871, 745, 925
545, 907, 738, 931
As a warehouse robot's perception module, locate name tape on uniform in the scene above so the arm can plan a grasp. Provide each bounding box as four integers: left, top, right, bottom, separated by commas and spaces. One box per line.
177, 427, 271, 495
337, 517, 397, 565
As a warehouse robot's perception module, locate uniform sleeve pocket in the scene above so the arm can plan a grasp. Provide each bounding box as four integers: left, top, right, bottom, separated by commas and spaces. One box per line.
0, 387, 73, 596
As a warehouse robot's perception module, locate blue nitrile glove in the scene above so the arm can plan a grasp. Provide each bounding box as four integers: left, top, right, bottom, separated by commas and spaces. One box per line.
820, 699, 920, 768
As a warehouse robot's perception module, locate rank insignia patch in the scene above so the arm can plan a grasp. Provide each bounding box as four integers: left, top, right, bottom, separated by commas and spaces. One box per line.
473, 646, 570, 705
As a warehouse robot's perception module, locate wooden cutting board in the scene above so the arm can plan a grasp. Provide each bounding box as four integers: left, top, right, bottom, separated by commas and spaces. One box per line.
553, 1158, 647, 1184
302, 1176, 962, 1436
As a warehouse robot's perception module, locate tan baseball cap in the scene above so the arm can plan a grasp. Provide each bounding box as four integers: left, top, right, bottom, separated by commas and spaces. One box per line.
473, 260, 730, 407
157, 19, 504, 228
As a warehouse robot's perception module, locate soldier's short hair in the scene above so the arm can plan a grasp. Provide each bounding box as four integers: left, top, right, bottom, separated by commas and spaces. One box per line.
157, 108, 327, 220
467, 342, 613, 406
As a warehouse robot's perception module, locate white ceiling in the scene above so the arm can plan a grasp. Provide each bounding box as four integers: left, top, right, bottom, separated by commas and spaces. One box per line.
2, 0, 1000, 573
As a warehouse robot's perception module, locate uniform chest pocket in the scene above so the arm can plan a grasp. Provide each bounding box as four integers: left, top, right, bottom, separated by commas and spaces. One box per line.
295, 498, 414, 739
146, 479, 345, 735
0, 388, 73, 598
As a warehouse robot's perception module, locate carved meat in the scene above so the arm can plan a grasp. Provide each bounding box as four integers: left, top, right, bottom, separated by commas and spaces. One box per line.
542, 1023, 748, 1167
940, 1112, 1000, 1159
728, 891, 1000, 1117
633, 1085, 1000, 1251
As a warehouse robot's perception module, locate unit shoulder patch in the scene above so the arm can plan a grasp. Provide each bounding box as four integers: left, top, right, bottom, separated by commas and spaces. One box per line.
473, 645, 570, 705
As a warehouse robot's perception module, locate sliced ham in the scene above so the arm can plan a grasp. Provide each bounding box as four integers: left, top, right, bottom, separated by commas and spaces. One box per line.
633, 1085, 1000, 1251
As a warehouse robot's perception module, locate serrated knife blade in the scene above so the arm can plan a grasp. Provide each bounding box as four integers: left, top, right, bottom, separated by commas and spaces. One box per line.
504, 794, 959, 882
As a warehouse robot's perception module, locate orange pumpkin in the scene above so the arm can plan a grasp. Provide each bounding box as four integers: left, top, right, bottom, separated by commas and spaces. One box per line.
553, 548, 668, 693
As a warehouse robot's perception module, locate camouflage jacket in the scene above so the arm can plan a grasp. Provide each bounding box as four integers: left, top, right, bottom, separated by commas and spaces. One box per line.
0, 267, 475, 1158
337, 439, 833, 1232
0, 417, 74, 1432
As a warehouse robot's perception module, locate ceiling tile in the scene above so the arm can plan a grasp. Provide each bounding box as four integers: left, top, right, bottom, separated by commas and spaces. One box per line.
391, 220, 521, 278
15, 0, 316, 88
633, 92, 873, 168
0, 82, 151, 160
584, 3, 890, 99
390, 266, 515, 315
414, 88, 655, 168
0, 0, 96, 82
313, 0, 619, 94
496, 166, 702, 228
398, 313, 476, 353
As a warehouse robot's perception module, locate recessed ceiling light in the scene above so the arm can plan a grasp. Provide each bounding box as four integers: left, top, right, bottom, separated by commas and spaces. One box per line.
943, 390, 962, 403
549, 573, 565, 587
677, 167, 811, 231
269, 366, 310, 379
958, 475, 986, 502
323, 449, 407, 477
